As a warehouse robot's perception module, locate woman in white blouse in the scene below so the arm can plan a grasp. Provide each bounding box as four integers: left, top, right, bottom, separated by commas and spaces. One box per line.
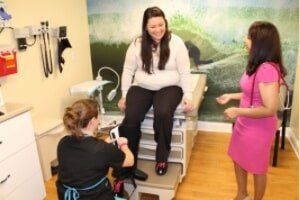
113, 6, 193, 197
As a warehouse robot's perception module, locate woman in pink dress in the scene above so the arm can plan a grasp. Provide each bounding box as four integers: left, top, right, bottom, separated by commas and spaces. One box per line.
216, 21, 286, 200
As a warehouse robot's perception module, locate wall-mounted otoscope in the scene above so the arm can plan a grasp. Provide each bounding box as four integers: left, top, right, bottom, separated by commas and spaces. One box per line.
13, 20, 72, 78
39, 21, 53, 77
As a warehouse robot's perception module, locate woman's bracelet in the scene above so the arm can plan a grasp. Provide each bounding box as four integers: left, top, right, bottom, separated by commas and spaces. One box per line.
119, 143, 128, 148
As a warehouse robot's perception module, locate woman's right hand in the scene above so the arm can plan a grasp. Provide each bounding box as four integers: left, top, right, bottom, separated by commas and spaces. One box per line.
216, 94, 231, 105
118, 136, 134, 167
118, 97, 126, 112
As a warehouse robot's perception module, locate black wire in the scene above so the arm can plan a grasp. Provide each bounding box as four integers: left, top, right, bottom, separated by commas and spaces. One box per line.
26, 35, 37, 46
46, 29, 53, 73
0, 26, 13, 34
42, 30, 51, 75
39, 35, 48, 77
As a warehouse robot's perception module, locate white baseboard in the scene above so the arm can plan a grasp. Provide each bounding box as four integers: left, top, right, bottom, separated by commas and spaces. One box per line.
197, 121, 232, 133
286, 127, 299, 159
197, 121, 299, 159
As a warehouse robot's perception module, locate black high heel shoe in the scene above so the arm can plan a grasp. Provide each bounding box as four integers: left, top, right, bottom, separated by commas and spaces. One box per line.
155, 162, 168, 175
134, 168, 148, 181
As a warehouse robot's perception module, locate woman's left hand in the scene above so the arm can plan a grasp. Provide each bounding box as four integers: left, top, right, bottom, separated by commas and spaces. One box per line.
183, 98, 194, 113
224, 107, 239, 120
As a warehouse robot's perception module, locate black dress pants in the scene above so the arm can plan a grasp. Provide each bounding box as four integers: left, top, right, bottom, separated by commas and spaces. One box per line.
115, 85, 183, 179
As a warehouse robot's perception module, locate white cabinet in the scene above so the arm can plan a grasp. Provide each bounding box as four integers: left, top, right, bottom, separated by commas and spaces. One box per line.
0, 112, 34, 161
0, 104, 46, 200
33, 117, 66, 181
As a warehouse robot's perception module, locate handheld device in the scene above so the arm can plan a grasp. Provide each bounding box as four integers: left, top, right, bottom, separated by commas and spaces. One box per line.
109, 125, 119, 146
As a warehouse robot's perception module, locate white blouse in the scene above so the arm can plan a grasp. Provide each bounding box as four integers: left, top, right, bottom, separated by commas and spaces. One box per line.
121, 33, 192, 100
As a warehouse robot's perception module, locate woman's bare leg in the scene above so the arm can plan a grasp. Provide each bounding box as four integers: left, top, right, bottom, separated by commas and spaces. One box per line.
253, 174, 266, 200
233, 162, 249, 200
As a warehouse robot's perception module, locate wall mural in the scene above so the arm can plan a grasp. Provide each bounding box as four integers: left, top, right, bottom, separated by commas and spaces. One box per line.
87, 0, 298, 122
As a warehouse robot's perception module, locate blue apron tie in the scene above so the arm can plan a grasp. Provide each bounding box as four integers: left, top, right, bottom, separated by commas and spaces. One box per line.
63, 186, 79, 200
63, 176, 107, 200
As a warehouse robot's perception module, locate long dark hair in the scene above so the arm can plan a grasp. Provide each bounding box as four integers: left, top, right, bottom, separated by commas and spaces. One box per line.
246, 21, 286, 76
63, 99, 98, 138
141, 6, 171, 74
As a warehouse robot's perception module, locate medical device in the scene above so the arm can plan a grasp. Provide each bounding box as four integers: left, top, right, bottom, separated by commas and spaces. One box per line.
13, 28, 30, 50
13, 26, 38, 50
0, 1, 10, 20
121, 74, 207, 199
69, 79, 111, 114
0, 0, 12, 35
96, 66, 120, 102
12, 19, 72, 77
109, 125, 120, 146
69, 66, 120, 114
52, 26, 72, 73
39, 21, 53, 77
0, 47, 17, 77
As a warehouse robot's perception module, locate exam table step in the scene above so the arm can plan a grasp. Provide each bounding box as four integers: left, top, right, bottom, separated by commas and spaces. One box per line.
124, 159, 181, 200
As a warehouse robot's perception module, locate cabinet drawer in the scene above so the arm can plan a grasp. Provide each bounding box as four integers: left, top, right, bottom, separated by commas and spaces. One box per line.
141, 117, 184, 132
140, 129, 183, 144
0, 143, 42, 198
0, 112, 35, 162
138, 144, 183, 160
6, 172, 45, 200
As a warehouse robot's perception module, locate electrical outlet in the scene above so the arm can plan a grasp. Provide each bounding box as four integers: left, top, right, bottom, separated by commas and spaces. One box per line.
26, 26, 41, 36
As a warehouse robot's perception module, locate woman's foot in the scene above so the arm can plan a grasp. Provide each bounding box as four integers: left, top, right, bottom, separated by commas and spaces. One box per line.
134, 168, 148, 181
155, 162, 168, 175
233, 195, 251, 200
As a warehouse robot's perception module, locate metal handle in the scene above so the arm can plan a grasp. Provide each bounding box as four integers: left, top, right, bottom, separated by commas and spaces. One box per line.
0, 174, 11, 184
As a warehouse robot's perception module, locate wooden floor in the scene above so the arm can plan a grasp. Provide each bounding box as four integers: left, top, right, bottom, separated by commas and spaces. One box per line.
44, 131, 299, 200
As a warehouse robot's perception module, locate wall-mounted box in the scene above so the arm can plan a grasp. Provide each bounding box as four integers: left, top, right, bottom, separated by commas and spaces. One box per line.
0, 49, 17, 77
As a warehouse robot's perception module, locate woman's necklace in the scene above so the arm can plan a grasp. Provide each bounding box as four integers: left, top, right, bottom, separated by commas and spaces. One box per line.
152, 45, 160, 57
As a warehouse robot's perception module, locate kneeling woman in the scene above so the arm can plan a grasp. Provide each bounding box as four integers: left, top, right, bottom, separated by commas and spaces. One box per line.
56, 99, 134, 200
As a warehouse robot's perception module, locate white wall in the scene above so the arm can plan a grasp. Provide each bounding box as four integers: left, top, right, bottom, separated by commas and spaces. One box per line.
0, 0, 92, 119
290, 49, 299, 140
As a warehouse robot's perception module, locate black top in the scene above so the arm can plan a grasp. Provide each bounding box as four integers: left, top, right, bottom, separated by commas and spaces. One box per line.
56, 135, 125, 200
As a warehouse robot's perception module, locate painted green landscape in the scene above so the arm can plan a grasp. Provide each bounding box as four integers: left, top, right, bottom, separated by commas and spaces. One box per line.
87, 1, 298, 121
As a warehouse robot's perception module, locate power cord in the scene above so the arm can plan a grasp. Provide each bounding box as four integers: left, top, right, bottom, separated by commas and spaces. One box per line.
0, 26, 13, 34
26, 35, 36, 46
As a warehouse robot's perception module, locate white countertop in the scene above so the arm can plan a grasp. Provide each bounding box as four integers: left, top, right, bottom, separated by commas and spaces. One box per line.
0, 102, 32, 123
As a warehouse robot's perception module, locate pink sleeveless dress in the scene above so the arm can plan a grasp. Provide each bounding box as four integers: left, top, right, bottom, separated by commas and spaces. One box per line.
228, 62, 280, 174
